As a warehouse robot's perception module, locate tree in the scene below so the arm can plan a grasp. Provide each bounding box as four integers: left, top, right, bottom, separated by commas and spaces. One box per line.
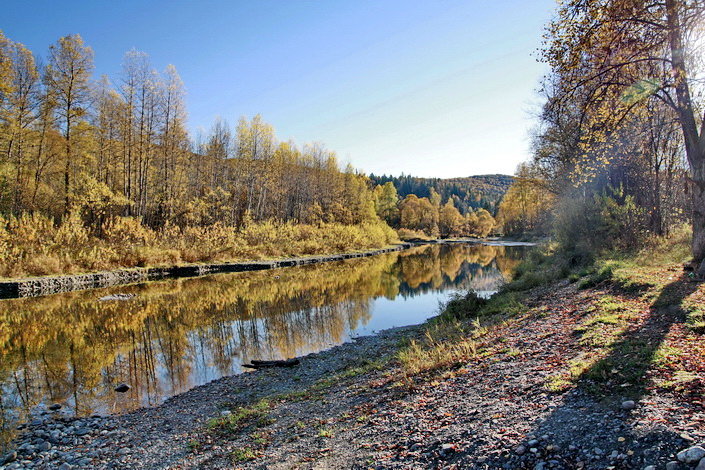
543, 0, 705, 273
44, 34, 94, 215
2, 39, 40, 212
439, 199, 463, 238
374, 181, 400, 225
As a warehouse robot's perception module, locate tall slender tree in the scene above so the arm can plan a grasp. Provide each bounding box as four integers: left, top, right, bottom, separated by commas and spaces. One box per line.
44, 34, 94, 214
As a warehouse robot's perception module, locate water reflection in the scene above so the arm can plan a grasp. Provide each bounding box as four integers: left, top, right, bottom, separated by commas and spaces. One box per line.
0, 243, 526, 448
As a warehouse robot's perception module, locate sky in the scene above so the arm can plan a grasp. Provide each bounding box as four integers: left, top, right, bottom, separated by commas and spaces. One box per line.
3, 0, 555, 178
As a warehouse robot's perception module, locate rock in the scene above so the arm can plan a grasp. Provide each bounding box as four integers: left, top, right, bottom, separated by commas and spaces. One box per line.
48, 403, 62, 411
665, 461, 679, 470
38, 441, 52, 452
58, 464, 71, 470
99, 293, 135, 301
1, 451, 17, 464
696, 458, 705, 470
677, 446, 705, 464
621, 400, 636, 410
515, 445, 526, 455
117, 447, 131, 455
74, 428, 91, 436
644, 466, 655, 470
440, 443, 455, 456
528, 439, 539, 446
114, 383, 131, 393
220, 410, 232, 417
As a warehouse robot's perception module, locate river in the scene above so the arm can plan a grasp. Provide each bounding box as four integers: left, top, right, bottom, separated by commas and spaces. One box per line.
0, 242, 528, 448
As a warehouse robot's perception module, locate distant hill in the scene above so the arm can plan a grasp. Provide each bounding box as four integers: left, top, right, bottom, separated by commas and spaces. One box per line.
369, 174, 514, 215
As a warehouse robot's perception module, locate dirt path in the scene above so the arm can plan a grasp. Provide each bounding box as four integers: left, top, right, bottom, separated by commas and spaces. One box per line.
3, 274, 704, 469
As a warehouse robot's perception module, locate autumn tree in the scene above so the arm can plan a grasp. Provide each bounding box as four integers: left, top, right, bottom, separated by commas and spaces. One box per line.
543, 0, 705, 272
374, 181, 400, 225
439, 199, 463, 237
44, 34, 94, 215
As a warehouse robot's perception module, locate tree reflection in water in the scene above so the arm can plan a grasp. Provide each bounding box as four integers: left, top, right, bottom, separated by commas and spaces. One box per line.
0, 244, 526, 448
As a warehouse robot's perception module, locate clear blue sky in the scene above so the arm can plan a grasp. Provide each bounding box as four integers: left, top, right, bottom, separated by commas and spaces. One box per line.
3, 0, 555, 178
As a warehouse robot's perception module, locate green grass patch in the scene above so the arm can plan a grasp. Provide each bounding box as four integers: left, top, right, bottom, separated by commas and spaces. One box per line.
208, 399, 272, 434
231, 446, 257, 463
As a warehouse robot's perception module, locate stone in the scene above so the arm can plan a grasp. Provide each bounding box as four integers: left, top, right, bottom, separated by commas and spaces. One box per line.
58, 464, 71, 470
677, 446, 705, 464
515, 445, 526, 455
74, 428, 91, 437
665, 461, 679, 470
643, 466, 655, 470
114, 383, 131, 393
38, 441, 52, 452
621, 400, 636, 410
697, 458, 705, 470
1, 451, 17, 464
48, 403, 62, 411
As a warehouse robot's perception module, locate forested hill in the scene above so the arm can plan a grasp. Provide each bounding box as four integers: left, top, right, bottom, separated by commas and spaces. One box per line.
369, 174, 514, 215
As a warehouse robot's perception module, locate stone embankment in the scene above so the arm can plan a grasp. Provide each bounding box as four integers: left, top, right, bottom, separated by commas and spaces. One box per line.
0, 244, 415, 299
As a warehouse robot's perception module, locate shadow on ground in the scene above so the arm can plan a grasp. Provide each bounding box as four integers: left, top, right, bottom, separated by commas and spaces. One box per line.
487, 275, 702, 469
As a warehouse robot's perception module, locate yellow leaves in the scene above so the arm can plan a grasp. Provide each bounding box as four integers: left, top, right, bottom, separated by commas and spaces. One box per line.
620, 78, 661, 105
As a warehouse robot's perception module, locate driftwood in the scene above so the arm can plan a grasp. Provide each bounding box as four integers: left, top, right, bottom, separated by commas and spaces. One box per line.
242, 358, 300, 369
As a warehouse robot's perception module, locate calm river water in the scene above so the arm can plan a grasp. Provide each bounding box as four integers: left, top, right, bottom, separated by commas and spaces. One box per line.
0, 243, 527, 446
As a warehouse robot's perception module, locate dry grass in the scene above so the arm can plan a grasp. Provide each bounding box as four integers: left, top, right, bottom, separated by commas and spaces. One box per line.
0, 213, 399, 279
398, 319, 484, 374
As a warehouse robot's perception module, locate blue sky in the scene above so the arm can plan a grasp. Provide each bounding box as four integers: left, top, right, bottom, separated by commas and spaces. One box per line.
3, 0, 555, 177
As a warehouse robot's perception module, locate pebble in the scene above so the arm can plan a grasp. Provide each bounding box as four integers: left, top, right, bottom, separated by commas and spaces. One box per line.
58, 464, 71, 470
621, 400, 636, 410
114, 383, 131, 393
697, 458, 705, 470
1, 451, 17, 464
677, 446, 705, 464
515, 445, 526, 456
666, 461, 679, 470
48, 403, 62, 411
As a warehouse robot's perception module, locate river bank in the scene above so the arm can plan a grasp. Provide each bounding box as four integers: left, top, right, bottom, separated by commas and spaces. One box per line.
0, 244, 410, 299
0, 238, 532, 299
2, 251, 704, 469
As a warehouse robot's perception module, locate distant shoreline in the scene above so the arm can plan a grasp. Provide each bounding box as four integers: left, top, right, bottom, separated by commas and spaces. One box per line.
0, 239, 535, 299
0, 239, 532, 299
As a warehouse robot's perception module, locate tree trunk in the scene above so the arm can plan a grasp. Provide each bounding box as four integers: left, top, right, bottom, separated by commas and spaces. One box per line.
665, 0, 705, 271
694, 162, 705, 276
